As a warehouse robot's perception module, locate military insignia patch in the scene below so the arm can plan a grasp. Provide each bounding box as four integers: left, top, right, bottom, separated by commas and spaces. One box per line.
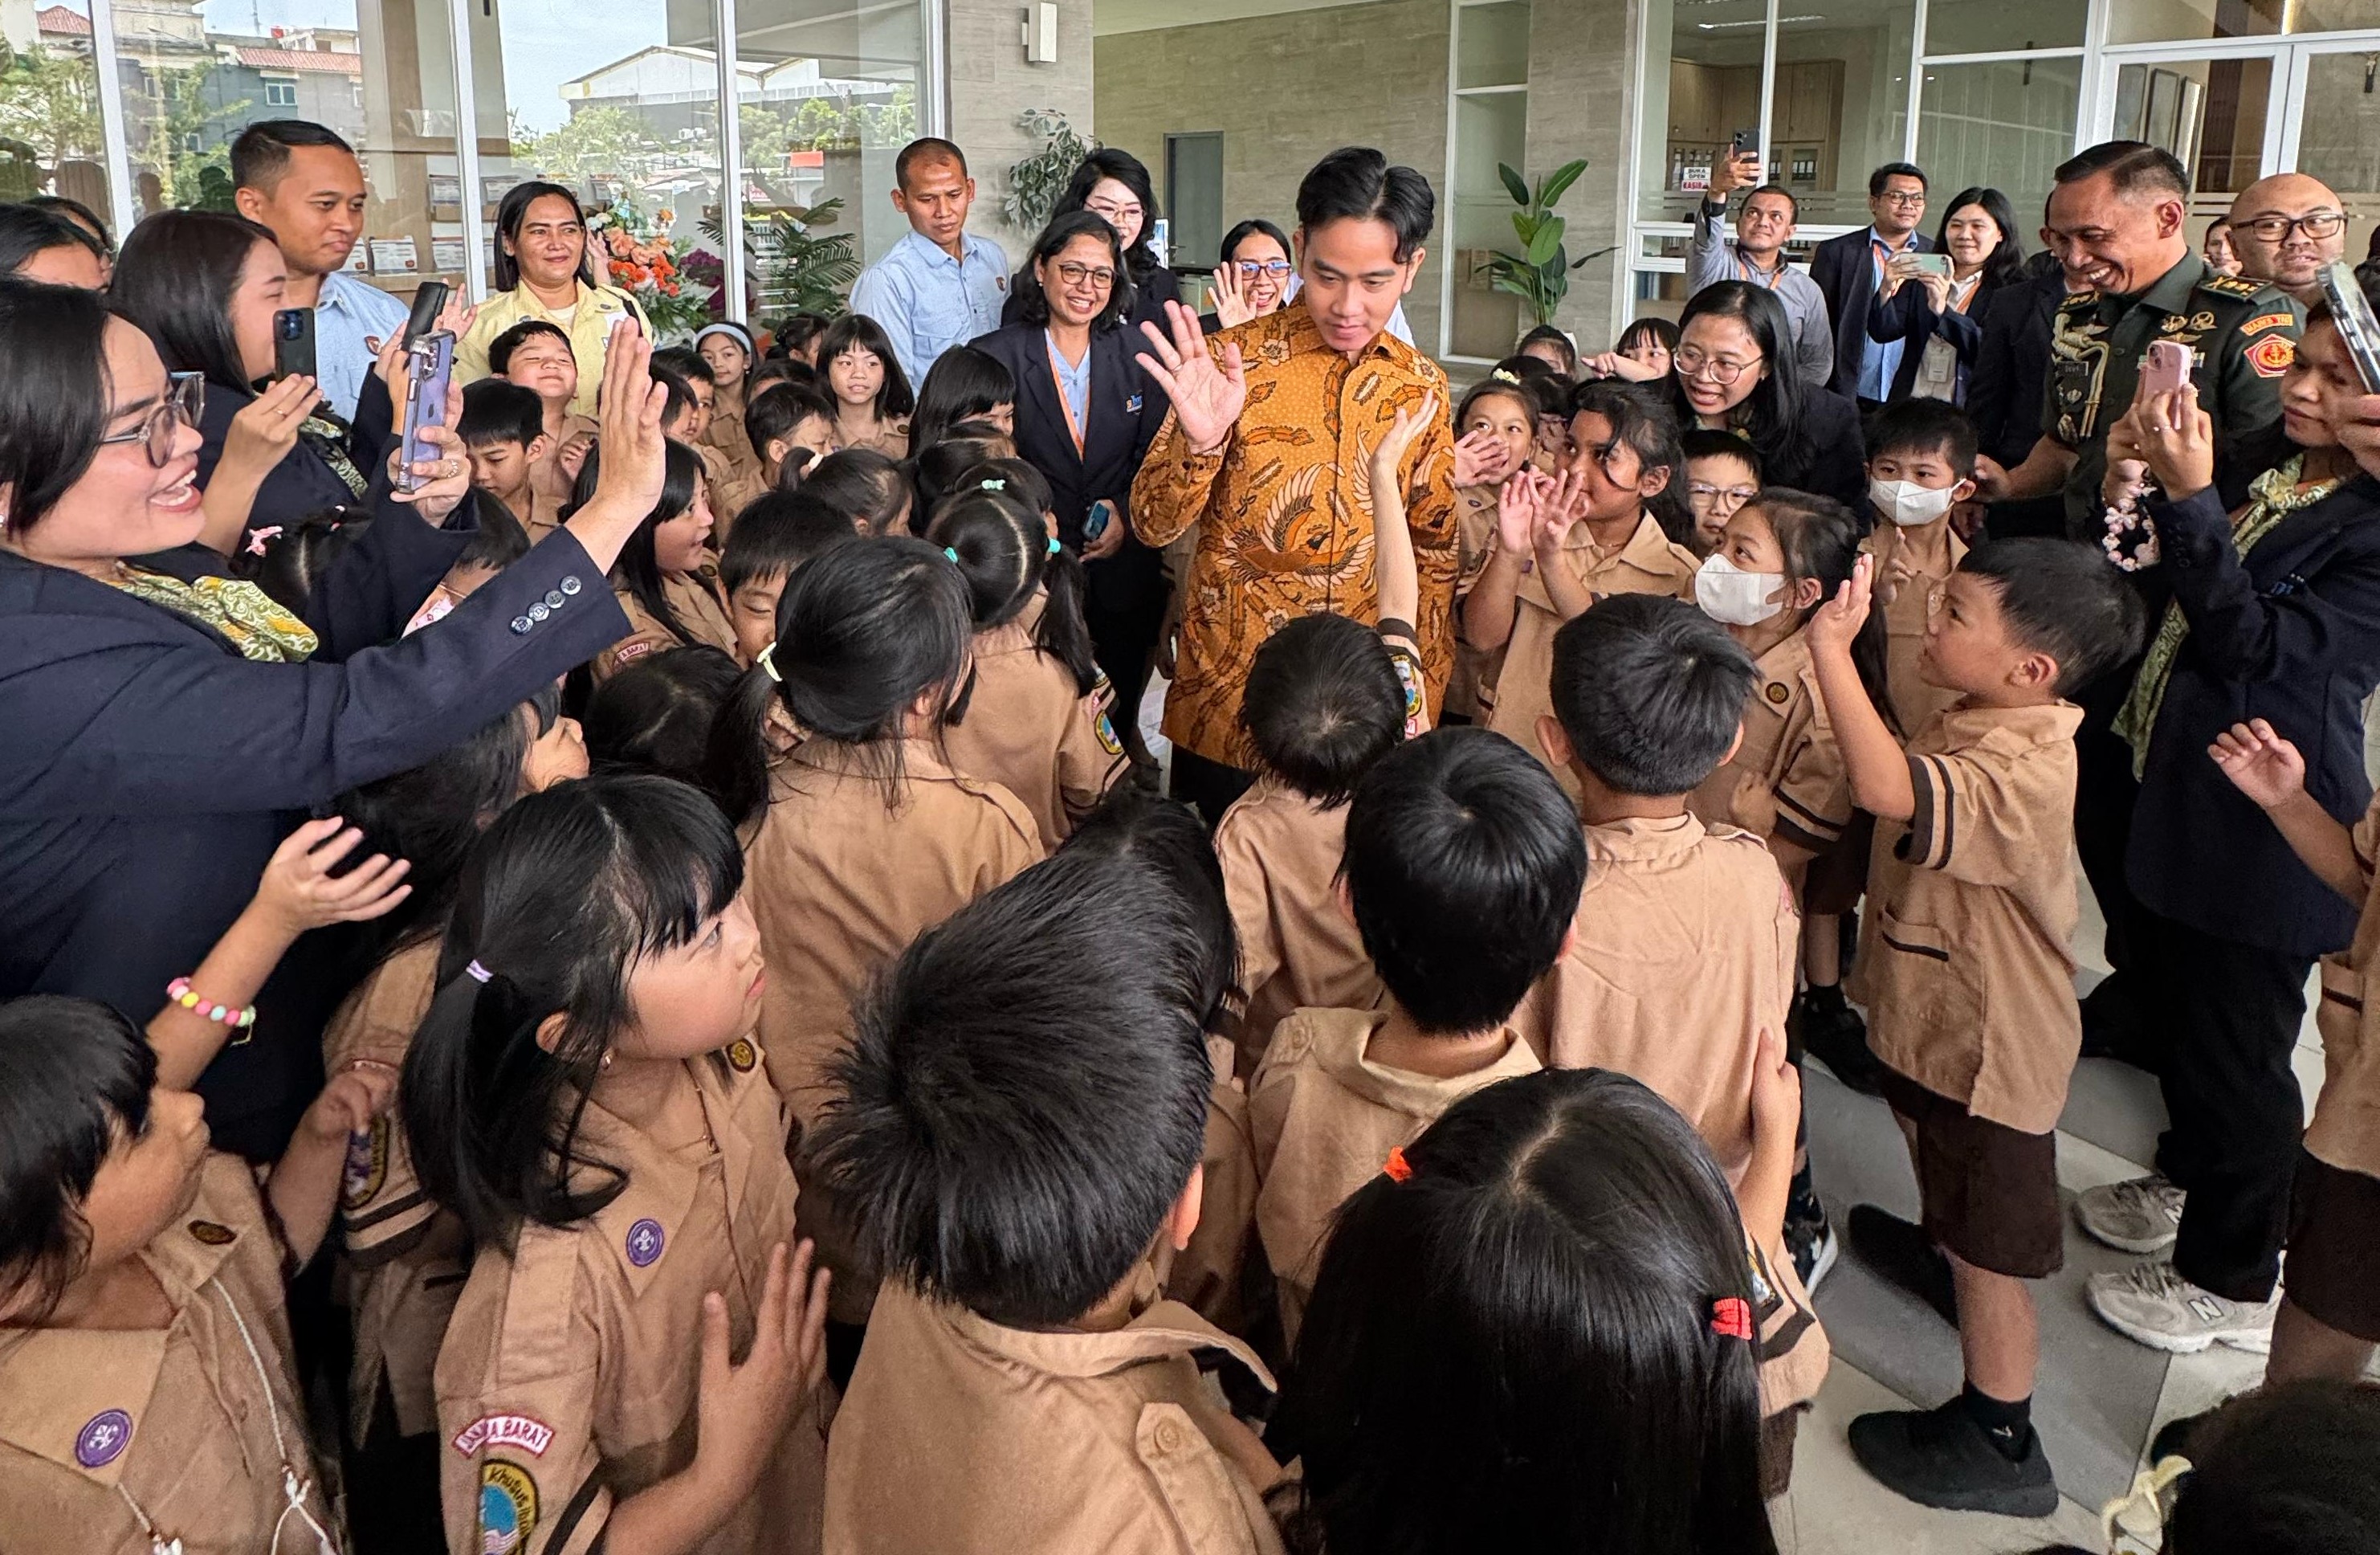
2241, 312, 2293, 336
2246, 335, 2295, 378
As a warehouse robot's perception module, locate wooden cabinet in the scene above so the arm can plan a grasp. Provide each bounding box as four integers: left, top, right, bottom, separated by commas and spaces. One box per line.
1665, 56, 1840, 193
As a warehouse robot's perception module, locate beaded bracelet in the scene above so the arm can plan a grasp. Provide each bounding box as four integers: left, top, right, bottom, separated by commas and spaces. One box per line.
167, 976, 257, 1031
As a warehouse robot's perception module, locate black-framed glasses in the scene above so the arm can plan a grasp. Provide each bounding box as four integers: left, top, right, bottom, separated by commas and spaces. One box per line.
97, 372, 204, 467
1876, 190, 1927, 207
1053, 261, 1115, 288
1235, 259, 1293, 277
2237, 211, 2347, 243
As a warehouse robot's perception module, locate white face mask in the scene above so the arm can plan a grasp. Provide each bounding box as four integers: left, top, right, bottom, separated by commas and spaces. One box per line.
1696, 553, 1786, 626
1869, 477, 1960, 529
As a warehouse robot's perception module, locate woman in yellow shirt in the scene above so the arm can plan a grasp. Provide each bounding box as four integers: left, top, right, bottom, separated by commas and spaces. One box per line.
457, 182, 647, 417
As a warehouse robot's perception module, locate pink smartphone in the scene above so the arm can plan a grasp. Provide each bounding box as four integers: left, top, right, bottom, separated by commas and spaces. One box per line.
2140, 339, 2192, 398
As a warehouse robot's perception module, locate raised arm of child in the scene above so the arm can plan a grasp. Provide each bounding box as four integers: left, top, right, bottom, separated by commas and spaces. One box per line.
2212, 719, 2366, 904
1460, 467, 1586, 651
1737, 1025, 1801, 1267
149, 817, 414, 1092
1806, 554, 1917, 822
1530, 488, 1600, 622
1367, 396, 1433, 634
269, 1064, 397, 1267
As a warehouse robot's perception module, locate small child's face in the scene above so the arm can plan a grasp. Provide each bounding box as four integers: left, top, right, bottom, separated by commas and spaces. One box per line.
829, 346, 885, 409
69, 1088, 210, 1285
654, 482, 715, 573
619, 892, 767, 1062
520, 704, 588, 793
1718, 503, 1786, 577
502, 337, 577, 410
681, 378, 715, 442
1534, 413, 1572, 471
467, 437, 538, 500
1921, 571, 2039, 695
770, 414, 833, 474
731, 573, 784, 663
1462, 390, 1534, 484
1686, 453, 1759, 554
698, 335, 749, 386
1622, 333, 1672, 377
1869, 444, 1969, 493
1519, 339, 1571, 373
1567, 410, 1660, 521
985, 401, 1016, 436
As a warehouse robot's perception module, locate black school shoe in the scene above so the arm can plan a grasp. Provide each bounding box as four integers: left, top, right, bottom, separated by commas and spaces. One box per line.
1848, 1204, 1958, 1327
1848, 1398, 2059, 1518
1795, 985, 1885, 1097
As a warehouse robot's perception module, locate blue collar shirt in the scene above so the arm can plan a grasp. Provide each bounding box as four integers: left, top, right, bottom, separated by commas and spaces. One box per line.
1856, 226, 1924, 402
312, 269, 414, 423
848, 228, 1010, 386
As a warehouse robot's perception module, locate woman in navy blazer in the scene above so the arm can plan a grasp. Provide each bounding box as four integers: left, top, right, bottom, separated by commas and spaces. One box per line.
972, 210, 1165, 761
1863, 187, 2026, 405
0, 281, 671, 1157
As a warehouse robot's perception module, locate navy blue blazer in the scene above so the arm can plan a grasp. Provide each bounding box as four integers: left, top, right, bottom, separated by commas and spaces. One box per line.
1864, 272, 2010, 404
0, 499, 630, 1155
198, 378, 369, 533
1809, 227, 1936, 401
2128, 477, 2380, 957
1967, 268, 2066, 469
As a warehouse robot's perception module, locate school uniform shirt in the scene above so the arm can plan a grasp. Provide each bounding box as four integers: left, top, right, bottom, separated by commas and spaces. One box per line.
744, 737, 1041, 1128
456, 283, 648, 418
1748, 1232, 1831, 1422
2306, 792, 2380, 1181
1511, 813, 1798, 1184
1850, 702, 2085, 1136
1213, 778, 1384, 1063
1687, 628, 1852, 857
1249, 1006, 1542, 1342
1481, 512, 1700, 774
1860, 518, 1966, 737
516, 488, 565, 547
592, 566, 738, 680
710, 459, 773, 537
1444, 482, 1502, 722
824, 1275, 1285, 1555
697, 406, 764, 517
1164, 1035, 1261, 1333
942, 617, 1129, 850
0, 1154, 334, 1554
434, 1048, 820, 1555
831, 416, 911, 461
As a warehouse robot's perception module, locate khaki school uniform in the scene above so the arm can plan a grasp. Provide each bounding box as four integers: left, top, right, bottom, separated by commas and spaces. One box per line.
2287, 794, 2380, 1339
508, 488, 565, 547
1748, 1231, 1831, 1499
1213, 778, 1384, 1067
1165, 1035, 1260, 1332
824, 1275, 1285, 1555
1482, 514, 1699, 776
1512, 813, 1798, 1184
1861, 519, 1966, 736
0, 1155, 336, 1554
698, 411, 764, 532
833, 416, 910, 460
943, 616, 1129, 851
1687, 627, 1852, 859
1249, 1006, 1542, 1342
1445, 483, 1502, 723
434, 1048, 821, 1555
322, 938, 460, 1446
592, 566, 739, 680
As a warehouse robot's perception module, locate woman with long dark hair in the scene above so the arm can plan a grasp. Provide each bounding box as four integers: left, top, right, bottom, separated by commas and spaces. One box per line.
455, 181, 648, 414
1664, 281, 1866, 508
1005, 148, 1182, 337
1866, 186, 2027, 405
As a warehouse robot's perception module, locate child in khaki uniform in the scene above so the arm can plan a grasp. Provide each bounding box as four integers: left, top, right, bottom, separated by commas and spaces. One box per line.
1807, 539, 2143, 1516
461, 379, 562, 544
718, 491, 859, 667
487, 319, 598, 517
1444, 373, 1538, 722
409, 777, 832, 1555
813, 798, 1286, 1555
1251, 727, 1586, 1344
584, 441, 740, 680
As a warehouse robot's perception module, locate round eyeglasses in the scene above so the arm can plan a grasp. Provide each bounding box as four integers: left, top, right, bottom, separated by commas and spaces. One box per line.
96, 372, 205, 467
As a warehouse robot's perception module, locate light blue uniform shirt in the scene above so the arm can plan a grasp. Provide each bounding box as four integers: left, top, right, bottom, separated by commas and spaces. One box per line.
847, 228, 1010, 386
1046, 329, 1092, 435
1855, 227, 1922, 402
312, 269, 413, 423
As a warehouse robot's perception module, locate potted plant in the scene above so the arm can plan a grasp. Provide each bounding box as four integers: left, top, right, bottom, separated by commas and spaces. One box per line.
1481, 159, 1616, 329
1004, 108, 1092, 234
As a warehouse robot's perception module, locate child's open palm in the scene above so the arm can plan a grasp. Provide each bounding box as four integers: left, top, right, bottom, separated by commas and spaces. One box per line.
2211, 718, 2308, 811
1807, 553, 1875, 656
1494, 467, 1544, 553
1371, 394, 1437, 487
693, 1241, 829, 1499
256, 817, 412, 937
1530, 468, 1586, 558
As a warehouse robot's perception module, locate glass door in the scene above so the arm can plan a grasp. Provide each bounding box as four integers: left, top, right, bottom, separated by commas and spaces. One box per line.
2098, 48, 2286, 231
2279, 38, 2380, 248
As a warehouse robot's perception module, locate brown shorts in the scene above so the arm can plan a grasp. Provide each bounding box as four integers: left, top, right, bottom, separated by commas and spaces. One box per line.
1881, 1069, 2063, 1280
1802, 811, 1877, 916
2287, 1149, 2380, 1343
1759, 1405, 1803, 1501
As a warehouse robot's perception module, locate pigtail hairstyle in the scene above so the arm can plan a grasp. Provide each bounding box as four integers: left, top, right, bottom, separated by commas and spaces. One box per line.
400, 774, 746, 1249
928, 485, 1099, 695
0, 998, 156, 1320
704, 534, 974, 825
569, 439, 704, 647
798, 446, 911, 534
1755, 486, 1898, 733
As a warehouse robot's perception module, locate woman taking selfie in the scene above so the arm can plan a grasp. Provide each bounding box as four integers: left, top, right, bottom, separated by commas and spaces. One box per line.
455, 181, 647, 415
0, 279, 670, 1157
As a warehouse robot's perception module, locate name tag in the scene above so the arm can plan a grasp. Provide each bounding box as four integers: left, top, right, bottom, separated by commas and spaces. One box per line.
1126, 395, 1143, 414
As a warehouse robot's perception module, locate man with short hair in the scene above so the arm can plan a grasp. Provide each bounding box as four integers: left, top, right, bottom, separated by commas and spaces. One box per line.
1810, 161, 1934, 405
1687, 144, 1832, 386
2227, 172, 2351, 308
847, 137, 1009, 385
231, 119, 409, 422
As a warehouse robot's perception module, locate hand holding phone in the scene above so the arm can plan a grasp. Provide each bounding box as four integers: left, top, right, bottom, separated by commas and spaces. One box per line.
401, 281, 450, 353
397, 332, 455, 494
1083, 498, 1115, 543
2321, 260, 2380, 394
2139, 338, 2193, 398
272, 308, 316, 384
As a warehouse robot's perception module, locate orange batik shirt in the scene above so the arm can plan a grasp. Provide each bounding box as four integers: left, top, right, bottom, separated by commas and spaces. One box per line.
1130, 306, 1460, 768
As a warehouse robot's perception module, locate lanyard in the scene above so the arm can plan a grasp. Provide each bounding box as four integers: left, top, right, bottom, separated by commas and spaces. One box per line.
1044, 333, 1088, 459
1869, 235, 1906, 282
1735, 251, 1784, 289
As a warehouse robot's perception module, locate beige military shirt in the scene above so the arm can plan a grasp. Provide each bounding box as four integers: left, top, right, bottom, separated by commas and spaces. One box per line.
593, 567, 740, 680
825, 1277, 1284, 1555
1860, 519, 1967, 738
434, 1047, 821, 1555
2307, 794, 2380, 1180
1213, 779, 1383, 1067
1687, 628, 1852, 857
1249, 1006, 1541, 1342
1164, 1035, 1261, 1333
942, 615, 1129, 851
0, 1155, 335, 1554
1852, 702, 2085, 1136
1512, 813, 1798, 1184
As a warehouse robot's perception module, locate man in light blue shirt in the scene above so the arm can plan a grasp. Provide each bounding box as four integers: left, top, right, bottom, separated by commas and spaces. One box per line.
848, 137, 1010, 386
231, 119, 412, 422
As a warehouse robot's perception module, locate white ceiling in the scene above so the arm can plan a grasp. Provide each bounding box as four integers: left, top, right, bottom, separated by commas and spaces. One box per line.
1094, 0, 1379, 38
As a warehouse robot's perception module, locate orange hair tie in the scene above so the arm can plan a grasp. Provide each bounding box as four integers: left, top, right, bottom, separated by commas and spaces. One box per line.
1710, 1296, 1754, 1341
1382, 1146, 1413, 1183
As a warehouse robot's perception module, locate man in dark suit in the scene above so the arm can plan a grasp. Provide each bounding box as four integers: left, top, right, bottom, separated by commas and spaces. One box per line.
1967, 247, 2076, 538
1808, 162, 1934, 406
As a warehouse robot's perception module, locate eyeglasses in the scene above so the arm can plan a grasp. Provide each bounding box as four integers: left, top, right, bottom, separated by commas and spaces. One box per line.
97, 372, 204, 467
1876, 190, 1928, 207
1085, 200, 1143, 227
1053, 261, 1116, 288
1235, 259, 1293, 277
2236, 210, 2347, 243
1673, 345, 1763, 386
1689, 482, 1760, 508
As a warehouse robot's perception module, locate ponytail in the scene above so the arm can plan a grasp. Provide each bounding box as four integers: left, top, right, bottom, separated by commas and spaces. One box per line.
928, 484, 1101, 695
1757, 486, 1899, 735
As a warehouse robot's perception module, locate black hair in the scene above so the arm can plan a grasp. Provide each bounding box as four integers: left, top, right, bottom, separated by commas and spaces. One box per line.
1051, 147, 1165, 285
229, 118, 355, 193
26, 194, 113, 257
0, 278, 118, 536
2155, 1381, 2380, 1555
0, 997, 157, 1319
1296, 145, 1433, 263
651, 345, 715, 387
944, 416, 1011, 444
1868, 161, 1930, 198
1551, 594, 1758, 796
952, 455, 1050, 520
718, 489, 858, 598
2053, 141, 2188, 202
454, 500, 532, 574
800, 446, 911, 534
807, 795, 1229, 1328
112, 209, 282, 390
1743, 182, 1799, 221
928, 486, 1099, 694
244, 507, 374, 615
583, 644, 744, 787
648, 360, 695, 431
401, 774, 745, 1247
1571, 378, 1694, 547
1681, 427, 1763, 478
492, 181, 596, 292
0, 203, 104, 276
911, 438, 1006, 513
1456, 372, 1538, 432
744, 380, 835, 466
1239, 614, 1408, 805
1934, 186, 2027, 292
817, 312, 916, 421
1341, 728, 1585, 1034
1516, 324, 1578, 374
1272, 1069, 1777, 1555
487, 317, 573, 378
1012, 209, 1136, 331
1747, 487, 1897, 729
908, 345, 1016, 452
1617, 315, 1681, 361
894, 137, 968, 189
1957, 538, 2146, 697
771, 312, 831, 359
706, 535, 974, 825
458, 378, 546, 451
568, 439, 705, 646
1221, 216, 1293, 269
1670, 283, 1802, 467
1866, 398, 1979, 480
751, 356, 816, 394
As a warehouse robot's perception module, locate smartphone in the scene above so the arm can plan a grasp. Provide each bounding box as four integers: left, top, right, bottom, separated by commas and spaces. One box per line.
1083, 497, 1117, 544
1901, 251, 1954, 280
2140, 338, 2194, 398
271, 308, 316, 383
1730, 127, 1759, 157
401, 280, 450, 353
2321, 259, 2380, 394
397, 332, 454, 494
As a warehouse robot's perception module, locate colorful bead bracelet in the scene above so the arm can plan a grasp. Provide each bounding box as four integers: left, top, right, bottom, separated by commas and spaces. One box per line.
167, 977, 256, 1029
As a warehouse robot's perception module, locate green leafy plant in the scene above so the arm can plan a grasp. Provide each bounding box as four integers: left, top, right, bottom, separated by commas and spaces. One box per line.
707, 198, 861, 319
1482, 159, 1616, 329
1003, 108, 1092, 234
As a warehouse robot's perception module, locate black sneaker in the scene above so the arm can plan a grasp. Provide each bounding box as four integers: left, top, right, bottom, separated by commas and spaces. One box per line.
1848, 1204, 1958, 1326
1796, 985, 1885, 1097
1783, 1176, 1839, 1293
1848, 1398, 2058, 1517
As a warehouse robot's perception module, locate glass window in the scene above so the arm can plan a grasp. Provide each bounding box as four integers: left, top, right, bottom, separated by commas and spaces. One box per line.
1456, 0, 1531, 90
1769, 0, 1918, 231
2112, 57, 2273, 211
2296, 50, 2380, 241
1923, 0, 2081, 56
0, 0, 110, 210
2105, 0, 2286, 46
1637, 0, 1767, 224
1449, 88, 1528, 359
2288, 0, 2380, 27
1915, 56, 2080, 230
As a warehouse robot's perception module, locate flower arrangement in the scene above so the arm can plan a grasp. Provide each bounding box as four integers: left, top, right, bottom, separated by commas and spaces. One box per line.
585, 199, 717, 342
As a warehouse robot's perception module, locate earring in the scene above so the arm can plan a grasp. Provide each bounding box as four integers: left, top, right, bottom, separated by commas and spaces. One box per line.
599, 1048, 614, 1072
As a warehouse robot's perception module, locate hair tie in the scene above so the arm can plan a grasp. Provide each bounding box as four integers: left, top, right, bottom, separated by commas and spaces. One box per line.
944, 546, 960, 563
979, 477, 1005, 492
1490, 368, 1521, 385
1709, 1296, 1754, 1341
465, 960, 492, 985
1047, 536, 1062, 556
244, 524, 283, 557
1382, 1145, 1413, 1183
756, 642, 781, 683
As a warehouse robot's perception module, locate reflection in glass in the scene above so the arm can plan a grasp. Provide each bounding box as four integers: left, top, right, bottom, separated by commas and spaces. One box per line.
1923, 0, 2080, 57
1916, 58, 2080, 230
1638, 0, 1766, 224
2292, 51, 2380, 251
0, 1, 110, 212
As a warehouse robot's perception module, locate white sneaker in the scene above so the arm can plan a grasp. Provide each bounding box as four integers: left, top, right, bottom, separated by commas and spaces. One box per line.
2074, 1174, 2186, 1254
2087, 1259, 2276, 1354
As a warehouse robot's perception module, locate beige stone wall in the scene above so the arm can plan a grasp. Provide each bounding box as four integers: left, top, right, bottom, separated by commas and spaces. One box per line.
948, 0, 1098, 261
1523, 0, 1638, 352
